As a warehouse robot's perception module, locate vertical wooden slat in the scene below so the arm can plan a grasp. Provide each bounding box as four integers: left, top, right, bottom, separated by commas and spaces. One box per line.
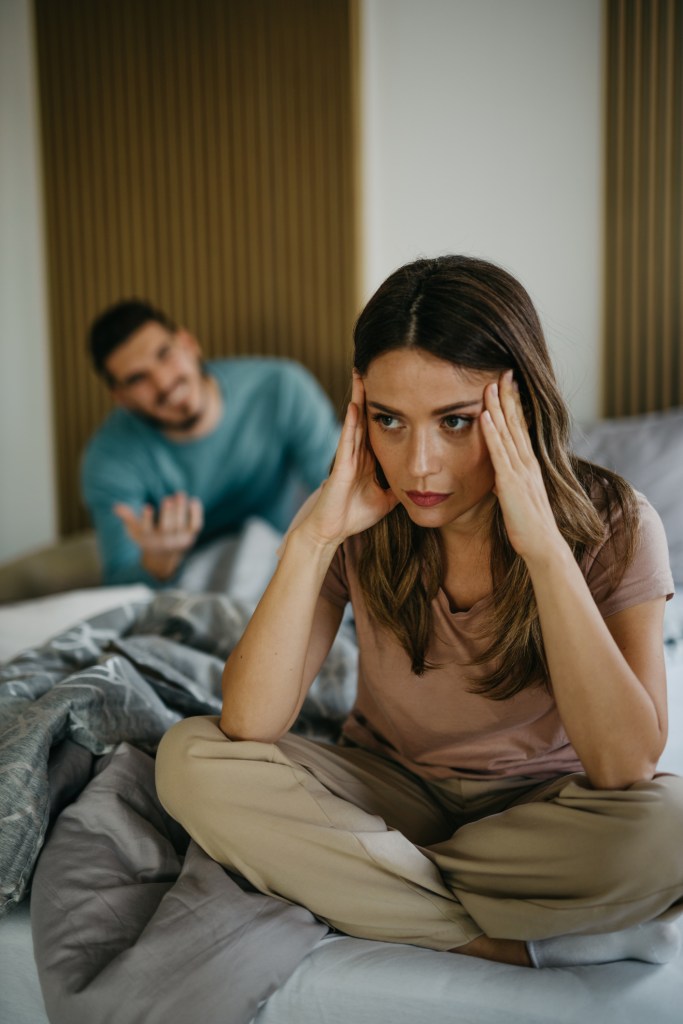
604, 0, 683, 417
33, 0, 358, 535
630, 1, 643, 415
661, 0, 675, 406
605, 0, 623, 416
648, 2, 658, 408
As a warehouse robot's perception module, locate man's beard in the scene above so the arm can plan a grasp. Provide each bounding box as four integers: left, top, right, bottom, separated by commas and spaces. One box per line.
138, 407, 204, 432
138, 364, 210, 432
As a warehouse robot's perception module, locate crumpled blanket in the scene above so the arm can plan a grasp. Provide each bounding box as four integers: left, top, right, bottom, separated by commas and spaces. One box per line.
0, 587, 358, 1023
31, 743, 328, 1024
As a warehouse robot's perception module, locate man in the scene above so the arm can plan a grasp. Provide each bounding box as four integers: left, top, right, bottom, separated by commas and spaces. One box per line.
81, 299, 340, 586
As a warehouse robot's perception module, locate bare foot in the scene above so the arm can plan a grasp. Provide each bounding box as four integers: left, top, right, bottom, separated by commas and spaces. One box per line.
451, 935, 531, 967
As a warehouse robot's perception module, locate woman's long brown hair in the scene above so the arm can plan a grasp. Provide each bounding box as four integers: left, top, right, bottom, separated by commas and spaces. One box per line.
354, 256, 639, 699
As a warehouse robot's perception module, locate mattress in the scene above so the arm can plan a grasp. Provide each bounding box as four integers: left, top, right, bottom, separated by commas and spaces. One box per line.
1, 580, 682, 1024
3, 901, 683, 1024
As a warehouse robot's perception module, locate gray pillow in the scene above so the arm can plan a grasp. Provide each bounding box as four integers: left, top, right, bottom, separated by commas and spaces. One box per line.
572, 406, 683, 585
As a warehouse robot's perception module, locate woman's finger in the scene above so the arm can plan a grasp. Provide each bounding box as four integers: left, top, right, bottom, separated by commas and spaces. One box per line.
335, 398, 359, 471
350, 367, 364, 404
351, 371, 367, 453
480, 405, 511, 473
482, 382, 515, 468
499, 371, 533, 459
485, 376, 529, 469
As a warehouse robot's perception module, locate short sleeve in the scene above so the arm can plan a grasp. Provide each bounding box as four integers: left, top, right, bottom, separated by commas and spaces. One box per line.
585, 492, 674, 618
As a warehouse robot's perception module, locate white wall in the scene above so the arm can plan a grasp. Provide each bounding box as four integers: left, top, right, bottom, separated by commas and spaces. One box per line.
0, 0, 56, 562
360, 0, 603, 422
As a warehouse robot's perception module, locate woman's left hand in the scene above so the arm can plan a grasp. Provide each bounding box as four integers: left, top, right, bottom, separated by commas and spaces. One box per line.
480, 370, 565, 564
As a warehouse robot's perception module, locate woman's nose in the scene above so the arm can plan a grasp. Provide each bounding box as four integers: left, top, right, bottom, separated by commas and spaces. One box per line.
407, 431, 441, 478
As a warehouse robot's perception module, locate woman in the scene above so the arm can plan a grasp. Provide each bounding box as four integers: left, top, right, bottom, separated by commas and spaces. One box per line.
156, 255, 683, 968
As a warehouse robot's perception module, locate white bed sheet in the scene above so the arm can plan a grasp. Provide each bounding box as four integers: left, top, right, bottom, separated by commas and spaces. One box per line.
0, 584, 153, 664
661, 607, 683, 774
3, 901, 682, 1024
258, 930, 683, 1024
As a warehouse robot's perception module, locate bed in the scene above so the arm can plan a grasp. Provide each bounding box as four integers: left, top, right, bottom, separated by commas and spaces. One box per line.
1, 408, 683, 1024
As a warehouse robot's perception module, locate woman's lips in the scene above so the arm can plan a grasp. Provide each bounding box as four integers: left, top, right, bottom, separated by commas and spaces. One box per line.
405, 491, 451, 507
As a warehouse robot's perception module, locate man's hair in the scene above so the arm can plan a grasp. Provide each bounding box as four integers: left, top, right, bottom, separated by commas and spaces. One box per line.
88, 299, 176, 382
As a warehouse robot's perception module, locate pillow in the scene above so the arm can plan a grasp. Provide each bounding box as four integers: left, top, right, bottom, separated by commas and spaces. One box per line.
0, 531, 101, 603
572, 407, 683, 585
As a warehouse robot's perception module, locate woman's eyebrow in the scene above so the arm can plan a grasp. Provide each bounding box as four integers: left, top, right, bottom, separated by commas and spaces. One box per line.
367, 399, 483, 415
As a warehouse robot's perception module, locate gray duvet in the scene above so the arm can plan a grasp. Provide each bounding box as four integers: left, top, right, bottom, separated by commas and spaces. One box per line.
0, 590, 357, 1023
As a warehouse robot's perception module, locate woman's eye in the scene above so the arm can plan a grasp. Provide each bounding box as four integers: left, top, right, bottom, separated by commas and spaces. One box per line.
372, 413, 399, 430
443, 415, 471, 432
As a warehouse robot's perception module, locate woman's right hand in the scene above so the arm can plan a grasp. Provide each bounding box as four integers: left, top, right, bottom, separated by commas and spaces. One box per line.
299, 371, 399, 548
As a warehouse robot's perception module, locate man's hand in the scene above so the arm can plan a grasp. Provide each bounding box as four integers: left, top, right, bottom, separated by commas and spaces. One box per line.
114, 492, 204, 580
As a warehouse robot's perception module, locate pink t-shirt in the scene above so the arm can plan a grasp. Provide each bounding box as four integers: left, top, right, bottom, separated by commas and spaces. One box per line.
320, 492, 673, 781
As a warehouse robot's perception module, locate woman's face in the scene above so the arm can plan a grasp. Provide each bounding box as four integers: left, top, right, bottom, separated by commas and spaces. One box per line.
363, 348, 501, 535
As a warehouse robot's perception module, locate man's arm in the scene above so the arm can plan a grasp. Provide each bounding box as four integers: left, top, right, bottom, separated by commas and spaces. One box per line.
81, 435, 202, 585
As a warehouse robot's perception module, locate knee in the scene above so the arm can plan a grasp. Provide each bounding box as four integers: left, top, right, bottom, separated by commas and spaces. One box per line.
619, 774, 683, 884
155, 715, 223, 821
644, 774, 683, 842
155, 716, 280, 826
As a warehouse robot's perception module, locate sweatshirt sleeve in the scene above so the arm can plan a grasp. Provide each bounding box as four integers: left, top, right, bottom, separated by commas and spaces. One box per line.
80, 434, 177, 588
275, 362, 340, 489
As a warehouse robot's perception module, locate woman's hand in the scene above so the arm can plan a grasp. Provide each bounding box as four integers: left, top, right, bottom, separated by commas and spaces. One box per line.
299, 371, 399, 548
480, 370, 667, 788
220, 374, 397, 742
479, 370, 564, 564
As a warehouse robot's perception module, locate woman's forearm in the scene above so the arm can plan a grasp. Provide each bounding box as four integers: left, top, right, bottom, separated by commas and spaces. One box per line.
220, 525, 342, 742
220, 372, 398, 743
478, 377, 666, 789
527, 540, 666, 789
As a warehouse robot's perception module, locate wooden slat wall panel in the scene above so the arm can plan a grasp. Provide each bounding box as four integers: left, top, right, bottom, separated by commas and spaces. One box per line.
34, 0, 358, 535
604, 0, 683, 416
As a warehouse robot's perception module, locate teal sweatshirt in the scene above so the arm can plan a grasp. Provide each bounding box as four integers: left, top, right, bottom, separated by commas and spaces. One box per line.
81, 358, 340, 585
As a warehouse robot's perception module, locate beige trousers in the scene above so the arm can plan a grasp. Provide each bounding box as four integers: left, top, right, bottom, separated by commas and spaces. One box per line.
155, 716, 683, 952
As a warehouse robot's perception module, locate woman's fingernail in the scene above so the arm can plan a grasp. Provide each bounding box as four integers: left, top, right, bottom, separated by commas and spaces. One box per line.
491, 382, 498, 398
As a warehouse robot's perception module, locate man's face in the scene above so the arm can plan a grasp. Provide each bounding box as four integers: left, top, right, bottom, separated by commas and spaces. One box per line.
105, 321, 208, 431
